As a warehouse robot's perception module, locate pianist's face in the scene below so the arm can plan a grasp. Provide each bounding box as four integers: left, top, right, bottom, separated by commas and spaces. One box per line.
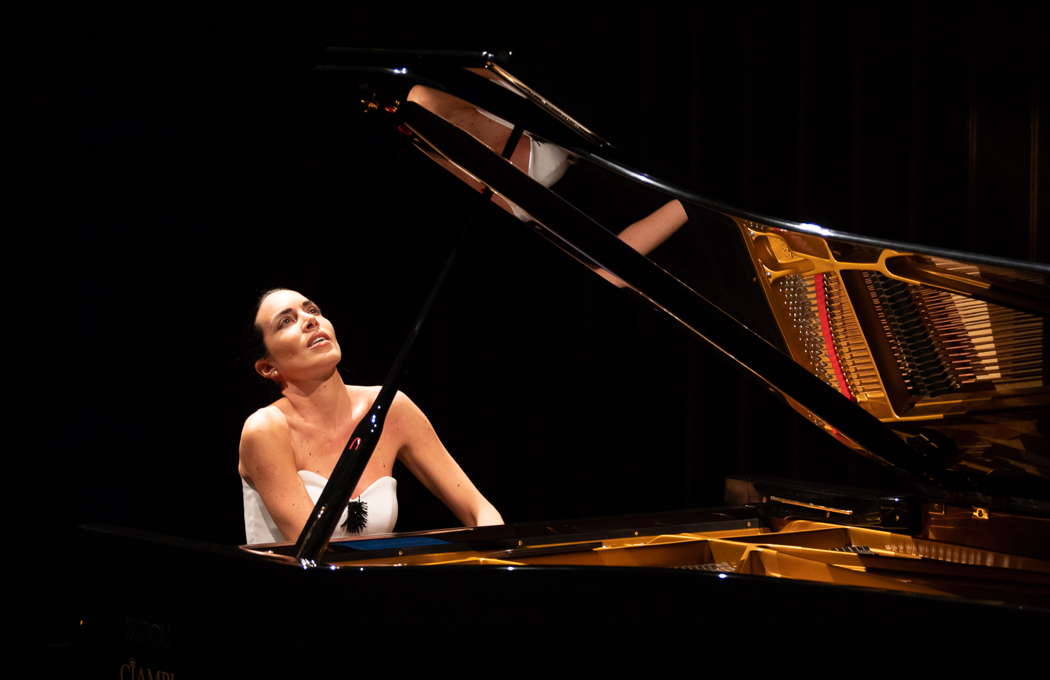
253, 289, 342, 384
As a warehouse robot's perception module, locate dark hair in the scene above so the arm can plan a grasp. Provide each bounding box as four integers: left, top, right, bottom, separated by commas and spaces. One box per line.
249, 288, 290, 360
245, 288, 294, 385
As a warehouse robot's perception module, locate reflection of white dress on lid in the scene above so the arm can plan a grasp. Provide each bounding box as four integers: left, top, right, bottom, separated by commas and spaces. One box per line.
476, 107, 570, 220
241, 471, 398, 544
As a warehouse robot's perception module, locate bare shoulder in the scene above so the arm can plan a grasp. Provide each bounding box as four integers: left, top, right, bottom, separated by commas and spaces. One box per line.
240, 404, 289, 442
238, 405, 292, 476
391, 389, 426, 419
391, 392, 440, 448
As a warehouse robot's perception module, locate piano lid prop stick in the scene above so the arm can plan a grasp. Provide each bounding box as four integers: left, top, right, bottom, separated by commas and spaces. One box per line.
294, 245, 461, 567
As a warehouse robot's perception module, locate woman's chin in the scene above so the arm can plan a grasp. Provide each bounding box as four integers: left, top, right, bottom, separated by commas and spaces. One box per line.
296, 357, 342, 382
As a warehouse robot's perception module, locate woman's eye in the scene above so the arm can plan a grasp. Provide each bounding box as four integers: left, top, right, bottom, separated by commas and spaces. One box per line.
278, 317, 292, 328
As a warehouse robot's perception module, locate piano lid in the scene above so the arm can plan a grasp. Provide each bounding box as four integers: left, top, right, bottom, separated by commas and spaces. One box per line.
318, 49, 1050, 509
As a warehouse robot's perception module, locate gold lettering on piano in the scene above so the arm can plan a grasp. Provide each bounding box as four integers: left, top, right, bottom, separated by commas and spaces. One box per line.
119, 657, 175, 680
972, 507, 990, 520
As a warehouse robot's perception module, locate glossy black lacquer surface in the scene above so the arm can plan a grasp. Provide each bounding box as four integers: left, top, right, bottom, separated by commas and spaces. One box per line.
71, 520, 1048, 670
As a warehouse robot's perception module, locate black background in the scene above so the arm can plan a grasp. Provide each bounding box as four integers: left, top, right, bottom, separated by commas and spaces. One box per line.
40, 4, 1044, 550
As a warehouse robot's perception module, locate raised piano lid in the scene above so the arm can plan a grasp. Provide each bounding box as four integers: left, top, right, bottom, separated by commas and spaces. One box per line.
316, 48, 1050, 517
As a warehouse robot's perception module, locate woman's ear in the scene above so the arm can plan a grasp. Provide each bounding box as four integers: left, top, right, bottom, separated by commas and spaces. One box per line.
255, 358, 279, 382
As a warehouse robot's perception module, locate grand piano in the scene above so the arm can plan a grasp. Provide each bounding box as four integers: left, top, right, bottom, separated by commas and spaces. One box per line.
73, 49, 1049, 667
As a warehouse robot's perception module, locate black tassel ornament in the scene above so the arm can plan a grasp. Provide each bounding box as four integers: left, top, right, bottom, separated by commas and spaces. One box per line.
342, 499, 369, 534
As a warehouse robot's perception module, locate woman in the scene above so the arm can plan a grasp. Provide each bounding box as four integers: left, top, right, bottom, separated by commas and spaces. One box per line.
239, 288, 503, 543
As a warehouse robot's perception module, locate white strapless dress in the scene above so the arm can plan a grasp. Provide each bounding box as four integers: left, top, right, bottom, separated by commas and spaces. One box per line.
242, 471, 397, 544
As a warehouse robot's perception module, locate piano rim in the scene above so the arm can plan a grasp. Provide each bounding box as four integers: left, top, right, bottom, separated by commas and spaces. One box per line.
75, 521, 1050, 627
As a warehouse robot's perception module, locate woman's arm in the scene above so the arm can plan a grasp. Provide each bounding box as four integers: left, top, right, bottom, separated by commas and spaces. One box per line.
406, 83, 532, 217
238, 407, 315, 541
617, 200, 689, 255
407, 85, 502, 146
595, 199, 691, 287
393, 392, 503, 527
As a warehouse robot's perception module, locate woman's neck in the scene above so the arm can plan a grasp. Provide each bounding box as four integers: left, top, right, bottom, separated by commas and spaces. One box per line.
279, 370, 352, 427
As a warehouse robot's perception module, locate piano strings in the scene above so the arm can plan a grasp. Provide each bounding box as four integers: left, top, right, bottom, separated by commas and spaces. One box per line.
737, 217, 1047, 424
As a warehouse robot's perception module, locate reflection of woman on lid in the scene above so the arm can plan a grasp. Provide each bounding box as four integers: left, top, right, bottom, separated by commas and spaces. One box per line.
239, 288, 503, 544
408, 81, 691, 287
